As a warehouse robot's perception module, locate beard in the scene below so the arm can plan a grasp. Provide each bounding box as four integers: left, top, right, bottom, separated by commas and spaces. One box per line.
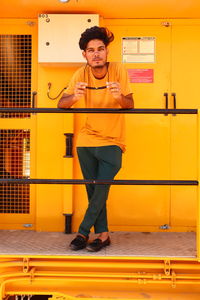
88, 59, 107, 69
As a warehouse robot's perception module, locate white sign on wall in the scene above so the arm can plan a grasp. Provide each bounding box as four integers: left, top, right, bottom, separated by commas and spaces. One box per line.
122, 37, 155, 63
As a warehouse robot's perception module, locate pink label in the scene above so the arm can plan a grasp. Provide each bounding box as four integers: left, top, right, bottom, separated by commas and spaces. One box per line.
128, 69, 154, 83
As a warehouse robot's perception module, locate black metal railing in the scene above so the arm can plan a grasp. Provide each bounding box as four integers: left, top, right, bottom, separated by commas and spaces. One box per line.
0, 107, 198, 187
0, 179, 198, 185
1, 106, 198, 233
0, 108, 198, 114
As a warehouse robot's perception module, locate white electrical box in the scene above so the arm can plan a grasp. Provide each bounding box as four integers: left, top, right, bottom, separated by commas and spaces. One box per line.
38, 14, 99, 63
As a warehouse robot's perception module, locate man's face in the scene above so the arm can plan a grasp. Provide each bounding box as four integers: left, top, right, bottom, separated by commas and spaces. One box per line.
82, 39, 108, 69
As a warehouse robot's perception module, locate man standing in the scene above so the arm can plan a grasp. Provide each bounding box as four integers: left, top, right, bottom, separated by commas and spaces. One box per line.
58, 26, 133, 252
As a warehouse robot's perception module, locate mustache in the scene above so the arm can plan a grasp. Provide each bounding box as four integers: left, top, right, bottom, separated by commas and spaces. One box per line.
93, 65, 104, 69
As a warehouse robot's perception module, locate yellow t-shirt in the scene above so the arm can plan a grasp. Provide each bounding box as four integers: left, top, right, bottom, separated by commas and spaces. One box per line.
66, 62, 132, 152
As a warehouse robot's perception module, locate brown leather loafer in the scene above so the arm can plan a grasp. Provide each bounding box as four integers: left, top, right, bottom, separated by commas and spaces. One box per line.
86, 237, 111, 252
69, 235, 88, 251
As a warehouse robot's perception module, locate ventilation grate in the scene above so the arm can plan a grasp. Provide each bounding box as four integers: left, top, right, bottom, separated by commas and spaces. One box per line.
0, 129, 30, 213
0, 35, 32, 118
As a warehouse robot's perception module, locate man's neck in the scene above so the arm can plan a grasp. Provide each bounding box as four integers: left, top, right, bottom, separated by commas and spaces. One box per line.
91, 64, 108, 79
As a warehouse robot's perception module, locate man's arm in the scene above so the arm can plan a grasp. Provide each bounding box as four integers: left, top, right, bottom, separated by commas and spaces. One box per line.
57, 93, 78, 108
106, 82, 134, 109
116, 93, 134, 109
57, 82, 87, 108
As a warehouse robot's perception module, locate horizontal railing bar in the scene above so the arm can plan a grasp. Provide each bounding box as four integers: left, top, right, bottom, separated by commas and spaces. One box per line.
0, 179, 198, 185
0, 108, 198, 114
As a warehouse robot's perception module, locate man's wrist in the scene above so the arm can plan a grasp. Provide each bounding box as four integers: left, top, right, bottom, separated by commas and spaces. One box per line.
114, 94, 123, 101
72, 95, 79, 102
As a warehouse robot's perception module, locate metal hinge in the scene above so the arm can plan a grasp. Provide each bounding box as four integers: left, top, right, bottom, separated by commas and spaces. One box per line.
137, 278, 147, 285
160, 224, 170, 230
30, 267, 36, 283
23, 257, 29, 273
171, 270, 176, 288
164, 260, 171, 276
23, 224, 33, 228
161, 21, 171, 27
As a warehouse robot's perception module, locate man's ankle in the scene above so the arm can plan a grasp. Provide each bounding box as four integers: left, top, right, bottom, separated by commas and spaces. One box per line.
97, 232, 109, 241
78, 233, 87, 239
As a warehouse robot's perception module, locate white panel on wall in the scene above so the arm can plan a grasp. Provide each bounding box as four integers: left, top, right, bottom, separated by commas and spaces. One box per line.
38, 14, 99, 63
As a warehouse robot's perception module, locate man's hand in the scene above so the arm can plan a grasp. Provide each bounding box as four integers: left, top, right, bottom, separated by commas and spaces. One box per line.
74, 82, 88, 101
57, 82, 87, 108
106, 82, 122, 100
106, 81, 134, 109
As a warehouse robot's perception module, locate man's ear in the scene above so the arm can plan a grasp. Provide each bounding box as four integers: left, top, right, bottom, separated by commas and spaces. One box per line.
82, 51, 86, 59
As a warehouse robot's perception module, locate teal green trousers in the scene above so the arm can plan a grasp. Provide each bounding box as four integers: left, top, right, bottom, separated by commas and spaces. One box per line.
77, 146, 122, 237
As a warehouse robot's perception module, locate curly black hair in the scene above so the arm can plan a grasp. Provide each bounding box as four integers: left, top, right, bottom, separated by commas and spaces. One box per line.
79, 26, 114, 50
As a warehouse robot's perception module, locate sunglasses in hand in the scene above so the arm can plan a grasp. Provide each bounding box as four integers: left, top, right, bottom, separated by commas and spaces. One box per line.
86, 85, 107, 90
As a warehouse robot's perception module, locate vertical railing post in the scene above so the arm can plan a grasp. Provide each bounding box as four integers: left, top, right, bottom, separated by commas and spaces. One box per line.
197, 110, 200, 260
62, 115, 74, 233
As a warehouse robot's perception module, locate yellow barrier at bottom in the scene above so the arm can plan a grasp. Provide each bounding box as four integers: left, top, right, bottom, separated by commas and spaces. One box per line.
1, 256, 200, 300
49, 294, 160, 300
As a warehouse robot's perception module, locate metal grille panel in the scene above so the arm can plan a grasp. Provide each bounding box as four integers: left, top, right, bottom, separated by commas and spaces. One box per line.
0, 34, 32, 118
0, 129, 30, 213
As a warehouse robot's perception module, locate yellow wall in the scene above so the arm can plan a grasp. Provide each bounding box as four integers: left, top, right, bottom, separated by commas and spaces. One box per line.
2, 0, 200, 19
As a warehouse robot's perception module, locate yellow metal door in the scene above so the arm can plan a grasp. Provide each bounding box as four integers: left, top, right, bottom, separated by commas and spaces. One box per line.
0, 20, 37, 229
170, 20, 199, 229
73, 20, 172, 231
107, 20, 171, 230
